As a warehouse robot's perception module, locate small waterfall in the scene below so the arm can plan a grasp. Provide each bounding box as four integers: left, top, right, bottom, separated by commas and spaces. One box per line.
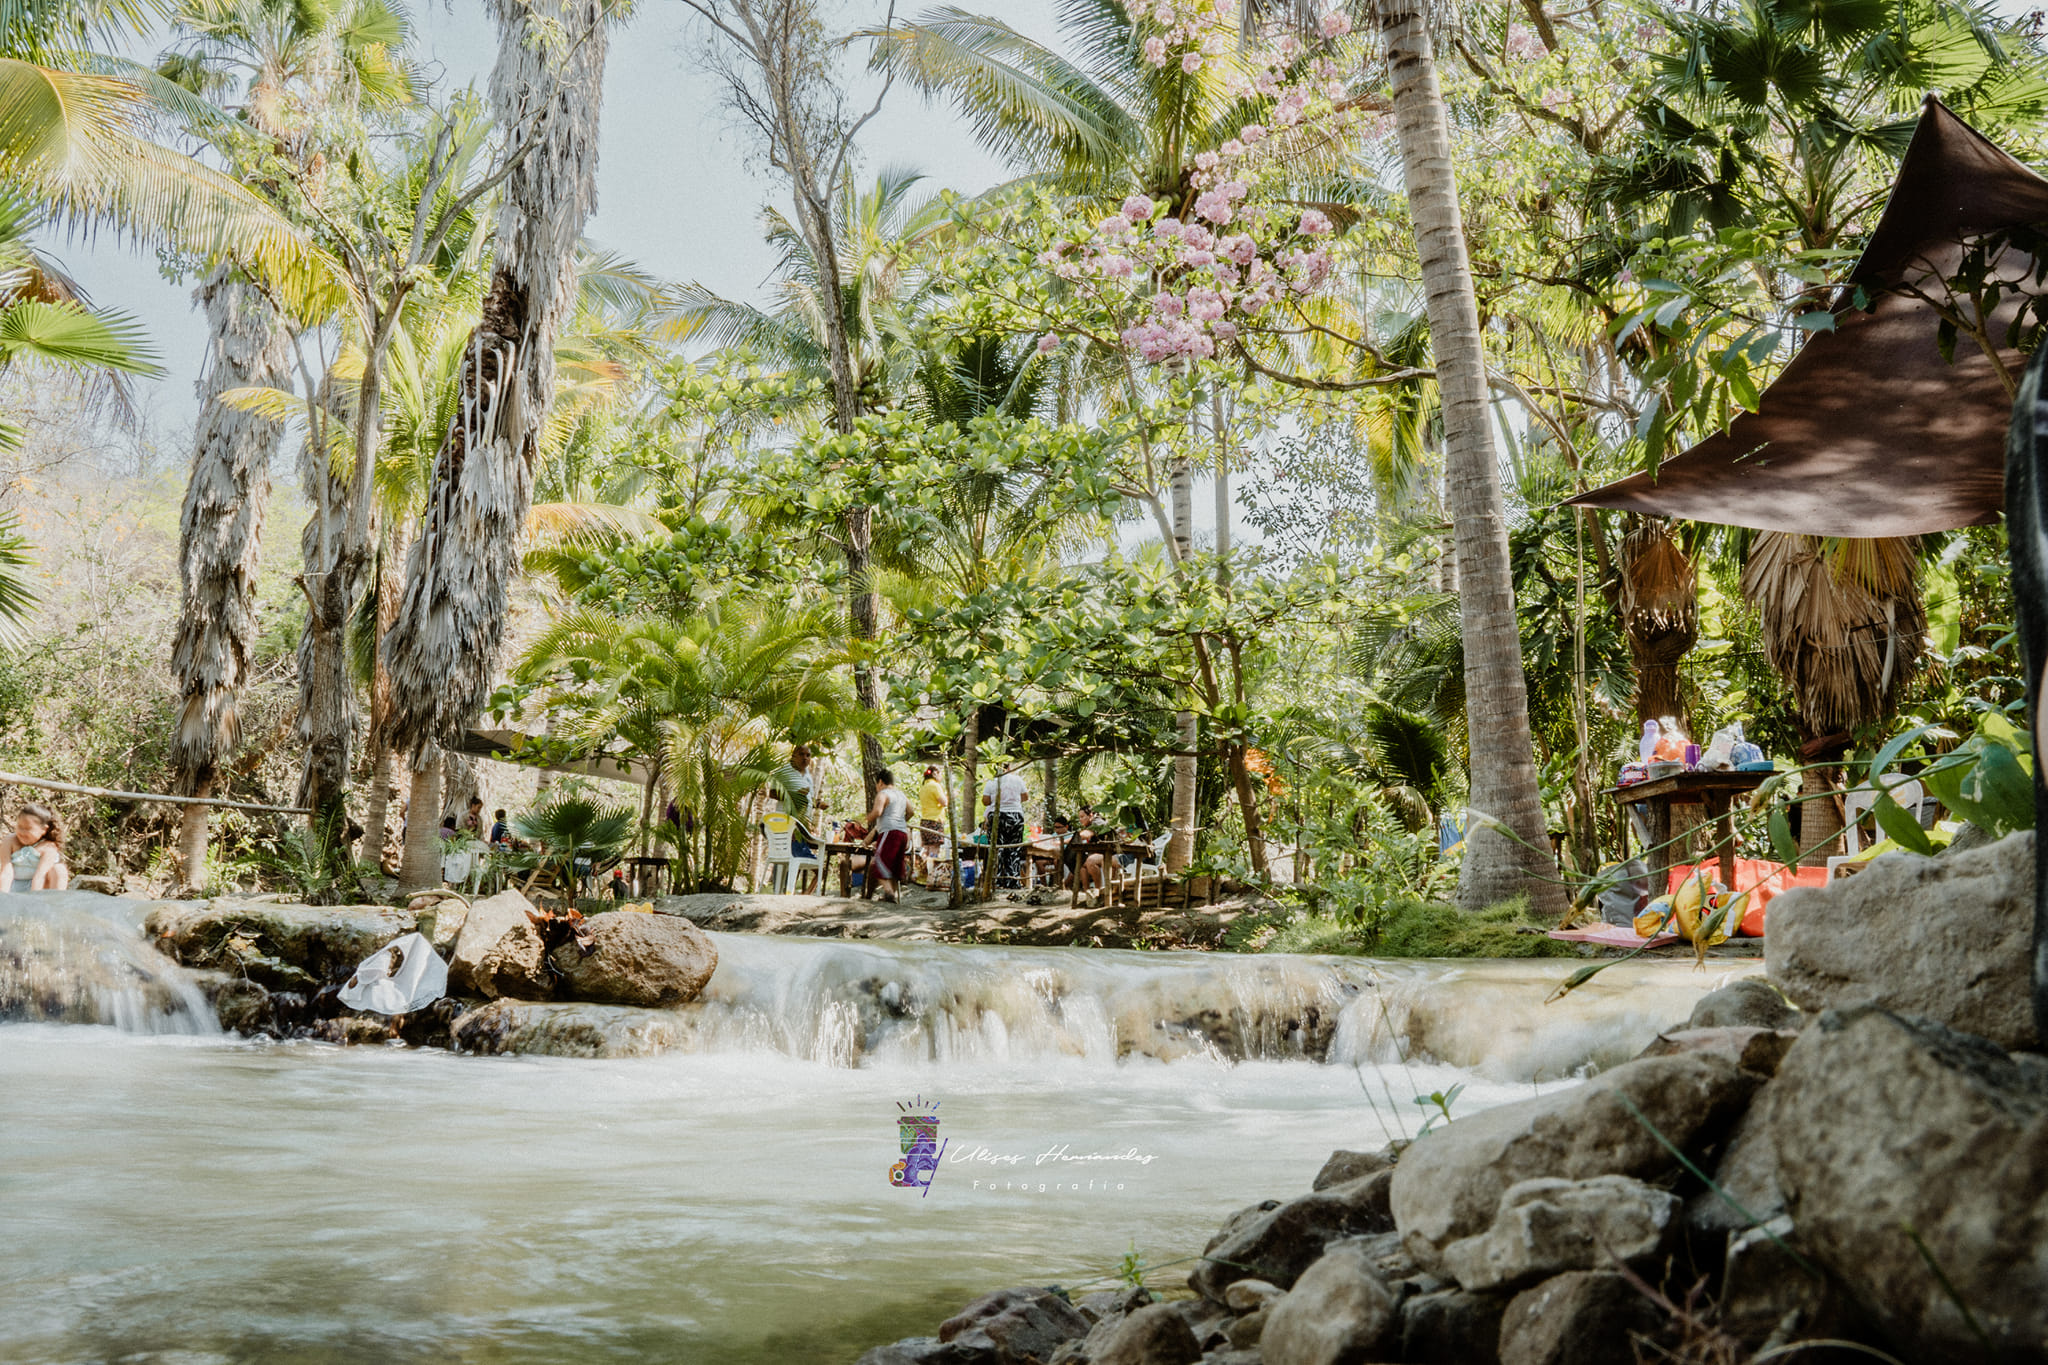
0, 891, 217, 1035
678, 933, 1752, 1081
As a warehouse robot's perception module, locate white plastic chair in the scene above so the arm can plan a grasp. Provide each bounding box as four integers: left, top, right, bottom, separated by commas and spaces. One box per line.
761, 812, 824, 894
1828, 774, 1926, 882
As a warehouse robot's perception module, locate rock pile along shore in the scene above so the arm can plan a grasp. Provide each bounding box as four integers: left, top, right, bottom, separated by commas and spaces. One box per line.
856, 831, 2048, 1365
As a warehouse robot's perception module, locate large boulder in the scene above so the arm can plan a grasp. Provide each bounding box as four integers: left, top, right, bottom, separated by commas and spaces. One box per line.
1439, 1176, 1679, 1293
1086, 1302, 1199, 1365
1188, 1170, 1395, 1302
1760, 1007, 2048, 1361
1399, 1288, 1507, 1364
450, 999, 695, 1057
547, 911, 717, 1007
1390, 1052, 1754, 1274
1496, 1271, 1666, 1365
448, 890, 551, 1000
148, 899, 414, 989
1311, 1147, 1393, 1191
937, 1286, 1090, 1364
1765, 830, 2036, 1049
1259, 1241, 1400, 1365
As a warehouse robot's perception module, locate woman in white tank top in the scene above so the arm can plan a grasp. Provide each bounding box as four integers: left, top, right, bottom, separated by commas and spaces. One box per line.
860, 769, 912, 902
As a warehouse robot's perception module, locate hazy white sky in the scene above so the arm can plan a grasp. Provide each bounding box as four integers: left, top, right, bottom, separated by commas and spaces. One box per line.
59, 0, 1065, 433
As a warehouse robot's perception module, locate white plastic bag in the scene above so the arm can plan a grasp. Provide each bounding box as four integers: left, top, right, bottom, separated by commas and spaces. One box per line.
338, 932, 448, 1015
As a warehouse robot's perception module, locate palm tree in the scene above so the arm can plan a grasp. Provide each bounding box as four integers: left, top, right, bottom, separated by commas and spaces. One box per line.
381, 0, 613, 890
160, 0, 414, 889
516, 597, 870, 890
1363, 0, 1561, 911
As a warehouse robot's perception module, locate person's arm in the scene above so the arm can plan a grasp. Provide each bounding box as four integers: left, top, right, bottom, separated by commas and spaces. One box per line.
33, 846, 58, 890
862, 792, 887, 843
0, 840, 13, 894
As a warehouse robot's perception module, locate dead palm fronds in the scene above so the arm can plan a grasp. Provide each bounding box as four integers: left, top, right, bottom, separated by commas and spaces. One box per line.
1619, 516, 1699, 724
1740, 532, 1926, 738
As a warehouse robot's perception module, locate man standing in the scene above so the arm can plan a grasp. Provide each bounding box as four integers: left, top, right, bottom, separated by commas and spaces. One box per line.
981, 765, 1030, 890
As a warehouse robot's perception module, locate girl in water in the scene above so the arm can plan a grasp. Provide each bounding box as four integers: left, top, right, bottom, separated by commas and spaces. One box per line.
1, 803, 68, 892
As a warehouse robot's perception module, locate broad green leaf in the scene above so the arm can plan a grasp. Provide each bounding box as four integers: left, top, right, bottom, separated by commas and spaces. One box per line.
1870, 791, 1934, 856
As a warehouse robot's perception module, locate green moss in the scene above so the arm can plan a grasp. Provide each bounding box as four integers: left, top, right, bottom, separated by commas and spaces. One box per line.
1263, 897, 1575, 959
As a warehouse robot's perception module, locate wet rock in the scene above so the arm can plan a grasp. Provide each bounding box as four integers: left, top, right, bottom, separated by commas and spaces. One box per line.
1090, 1302, 1200, 1365
148, 899, 414, 987
1399, 1287, 1507, 1364
1497, 1271, 1665, 1365
1223, 1307, 1266, 1349
547, 910, 717, 1007
1761, 1007, 2048, 1360
1766, 830, 2037, 1048
1686, 978, 1799, 1031
1634, 1026, 1794, 1077
448, 890, 550, 1001
408, 896, 468, 955
1259, 1241, 1398, 1365
939, 1286, 1091, 1365
1, 907, 206, 1025
1310, 1147, 1392, 1191
1170, 1300, 1233, 1351
1439, 1176, 1679, 1293
1190, 1171, 1395, 1302
450, 998, 693, 1058
1345, 1228, 1420, 1284
1222, 1280, 1282, 1313
1390, 1053, 1753, 1274
211, 976, 273, 1034
394, 995, 464, 1049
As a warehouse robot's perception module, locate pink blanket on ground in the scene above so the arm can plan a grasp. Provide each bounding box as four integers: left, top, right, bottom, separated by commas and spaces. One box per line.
1547, 925, 1679, 950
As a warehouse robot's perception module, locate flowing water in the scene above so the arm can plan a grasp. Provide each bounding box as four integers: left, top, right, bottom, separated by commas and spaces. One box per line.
0, 892, 1759, 1364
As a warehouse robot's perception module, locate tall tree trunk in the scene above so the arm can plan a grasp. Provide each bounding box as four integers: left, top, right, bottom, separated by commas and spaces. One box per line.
848, 503, 884, 804
360, 518, 408, 872
294, 372, 366, 855
1169, 454, 1197, 873
1382, 0, 1562, 912
398, 749, 444, 892
384, 0, 608, 769
170, 269, 291, 891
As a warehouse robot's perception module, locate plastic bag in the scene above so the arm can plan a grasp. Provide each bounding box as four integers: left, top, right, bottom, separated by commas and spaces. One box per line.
338, 932, 447, 1015
1700, 727, 1736, 771
1596, 858, 1651, 926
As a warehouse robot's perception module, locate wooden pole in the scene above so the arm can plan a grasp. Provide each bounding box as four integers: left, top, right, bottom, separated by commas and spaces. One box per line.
0, 770, 310, 815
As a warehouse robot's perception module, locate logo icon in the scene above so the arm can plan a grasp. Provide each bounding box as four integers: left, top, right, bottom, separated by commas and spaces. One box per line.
890, 1095, 946, 1196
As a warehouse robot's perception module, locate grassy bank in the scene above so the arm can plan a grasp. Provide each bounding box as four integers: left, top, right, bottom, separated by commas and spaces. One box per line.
1254, 897, 1576, 958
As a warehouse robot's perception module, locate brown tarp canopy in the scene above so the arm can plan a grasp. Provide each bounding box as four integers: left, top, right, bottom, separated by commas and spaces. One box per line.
1565, 96, 2048, 537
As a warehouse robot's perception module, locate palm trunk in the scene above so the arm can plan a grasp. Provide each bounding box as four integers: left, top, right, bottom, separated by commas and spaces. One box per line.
1382, 0, 1562, 912
383, 0, 609, 766
1169, 454, 1197, 873
170, 269, 291, 891
360, 517, 409, 869
398, 750, 444, 892
295, 371, 369, 858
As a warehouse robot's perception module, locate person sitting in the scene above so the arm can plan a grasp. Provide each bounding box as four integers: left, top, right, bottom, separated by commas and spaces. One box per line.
489, 809, 511, 844
860, 768, 913, 904
439, 814, 458, 839
836, 817, 869, 896
605, 867, 630, 902
1, 803, 67, 892
461, 796, 485, 835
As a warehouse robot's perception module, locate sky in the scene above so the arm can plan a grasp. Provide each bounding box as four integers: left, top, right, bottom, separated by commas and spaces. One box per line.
58, 0, 1065, 434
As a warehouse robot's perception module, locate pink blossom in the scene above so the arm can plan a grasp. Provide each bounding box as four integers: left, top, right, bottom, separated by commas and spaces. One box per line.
1194, 151, 1220, 171
1297, 208, 1333, 236
1037, 333, 1061, 354
1181, 247, 1217, 268
1506, 24, 1545, 58
1181, 51, 1203, 73
1220, 138, 1245, 157
1633, 21, 1661, 44
1142, 35, 1168, 65
1221, 233, 1256, 264
1187, 288, 1226, 322
1324, 79, 1347, 100
1152, 291, 1185, 317
1319, 11, 1351, 37
1181, 224, 1215, 250
1192, 189, 1235, 224
1099, 255, 1134, 278
1200, 34, 1227, 55
1213, 319, 1239, 344
1097, 213, 1133, 238
1212, 260, 1241, 286
1540, 87, 1568, 112
1239, 122, 1267, 144
1121, 193, 1156, 221
1153, 217, 1186, 241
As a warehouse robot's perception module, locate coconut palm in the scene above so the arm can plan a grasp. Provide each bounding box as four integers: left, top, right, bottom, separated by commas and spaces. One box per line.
381, 0, 614, 890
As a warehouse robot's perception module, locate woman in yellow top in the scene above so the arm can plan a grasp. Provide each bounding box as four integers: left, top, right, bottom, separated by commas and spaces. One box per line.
916, 767, 947, 885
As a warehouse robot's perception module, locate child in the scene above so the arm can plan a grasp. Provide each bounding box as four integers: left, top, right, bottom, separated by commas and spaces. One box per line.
1, 803, 68, 892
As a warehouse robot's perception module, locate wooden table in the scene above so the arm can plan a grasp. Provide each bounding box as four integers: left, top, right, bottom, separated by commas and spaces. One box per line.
621, 856, 670, 897
1610, 770, 1772, 890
